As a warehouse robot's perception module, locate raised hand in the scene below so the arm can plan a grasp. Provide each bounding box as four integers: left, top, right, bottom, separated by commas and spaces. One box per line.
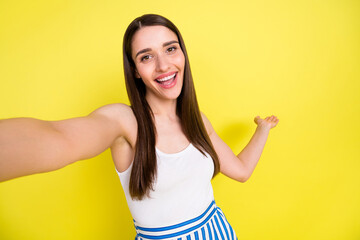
254, 115, 279, 130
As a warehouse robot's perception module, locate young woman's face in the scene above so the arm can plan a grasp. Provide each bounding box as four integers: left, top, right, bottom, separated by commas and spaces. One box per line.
131, 25, 185, 101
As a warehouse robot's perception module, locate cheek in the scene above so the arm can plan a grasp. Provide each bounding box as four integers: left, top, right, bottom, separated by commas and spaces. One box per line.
176, 53, 186, 70
177, 55, 185, 84
136, 64, 152, 79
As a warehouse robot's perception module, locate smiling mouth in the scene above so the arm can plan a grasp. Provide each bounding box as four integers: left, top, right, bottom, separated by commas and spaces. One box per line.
155, 73, 177, 86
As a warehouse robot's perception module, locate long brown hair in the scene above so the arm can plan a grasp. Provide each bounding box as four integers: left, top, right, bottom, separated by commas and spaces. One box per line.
123, 14, 220, 200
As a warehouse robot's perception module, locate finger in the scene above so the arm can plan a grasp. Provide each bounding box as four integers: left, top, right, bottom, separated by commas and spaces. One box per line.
272, 119, 279, 126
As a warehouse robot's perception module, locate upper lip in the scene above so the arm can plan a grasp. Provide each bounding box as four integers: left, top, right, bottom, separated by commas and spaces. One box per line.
155, 71, 177, 80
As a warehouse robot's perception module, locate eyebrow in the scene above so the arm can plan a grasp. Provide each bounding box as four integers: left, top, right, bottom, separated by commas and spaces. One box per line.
135, 40, 179, 58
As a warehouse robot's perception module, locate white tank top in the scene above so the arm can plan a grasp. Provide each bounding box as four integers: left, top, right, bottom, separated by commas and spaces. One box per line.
115, 143, 215, 227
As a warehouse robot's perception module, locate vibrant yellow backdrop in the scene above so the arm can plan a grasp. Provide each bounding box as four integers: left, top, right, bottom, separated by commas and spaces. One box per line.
0, 0, 359, 239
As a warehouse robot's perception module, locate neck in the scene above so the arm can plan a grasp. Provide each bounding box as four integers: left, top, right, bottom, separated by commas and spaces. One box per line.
146, 94, 178, 119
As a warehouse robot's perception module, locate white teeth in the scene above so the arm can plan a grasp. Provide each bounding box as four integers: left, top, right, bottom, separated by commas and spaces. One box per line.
157, 73, 176, 82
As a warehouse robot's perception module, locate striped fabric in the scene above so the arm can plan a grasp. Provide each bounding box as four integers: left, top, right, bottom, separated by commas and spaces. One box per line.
134, 201, 237, 240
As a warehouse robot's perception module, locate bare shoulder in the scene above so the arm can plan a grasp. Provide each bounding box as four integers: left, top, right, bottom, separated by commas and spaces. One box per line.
89, 103, 137, 146
100, 104, 137, 172
90, 103, 134, 120
200, 111, 215, 136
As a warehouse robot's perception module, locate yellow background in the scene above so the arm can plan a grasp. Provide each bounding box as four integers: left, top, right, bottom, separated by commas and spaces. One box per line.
0, 0, 359, 239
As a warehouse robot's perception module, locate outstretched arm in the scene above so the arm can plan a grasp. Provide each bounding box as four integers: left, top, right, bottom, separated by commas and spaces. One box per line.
202, 113, 279, 182
0, 103, 131, 182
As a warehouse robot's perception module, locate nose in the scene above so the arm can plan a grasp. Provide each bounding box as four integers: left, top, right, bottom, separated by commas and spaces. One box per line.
155, 54, 170, 72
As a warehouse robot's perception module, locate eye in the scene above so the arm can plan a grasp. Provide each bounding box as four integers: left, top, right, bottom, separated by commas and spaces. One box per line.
140, 55, 152, 62
166, 46, 177, 53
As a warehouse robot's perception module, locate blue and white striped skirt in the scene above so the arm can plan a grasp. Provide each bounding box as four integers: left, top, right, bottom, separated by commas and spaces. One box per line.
133, 200, 237, 240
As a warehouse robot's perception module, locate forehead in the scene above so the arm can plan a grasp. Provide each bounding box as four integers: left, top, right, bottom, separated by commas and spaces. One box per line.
131, 25, 178, 54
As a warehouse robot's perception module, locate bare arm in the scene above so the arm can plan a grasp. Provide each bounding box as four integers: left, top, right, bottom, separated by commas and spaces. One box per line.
0, 103, 131, 182
202, 113, 279, 182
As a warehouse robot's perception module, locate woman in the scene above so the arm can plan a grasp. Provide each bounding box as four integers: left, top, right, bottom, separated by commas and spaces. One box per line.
0, 14, 279, 239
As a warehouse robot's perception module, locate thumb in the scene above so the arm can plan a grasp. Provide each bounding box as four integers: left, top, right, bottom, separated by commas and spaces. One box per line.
254, 116, 261, 124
